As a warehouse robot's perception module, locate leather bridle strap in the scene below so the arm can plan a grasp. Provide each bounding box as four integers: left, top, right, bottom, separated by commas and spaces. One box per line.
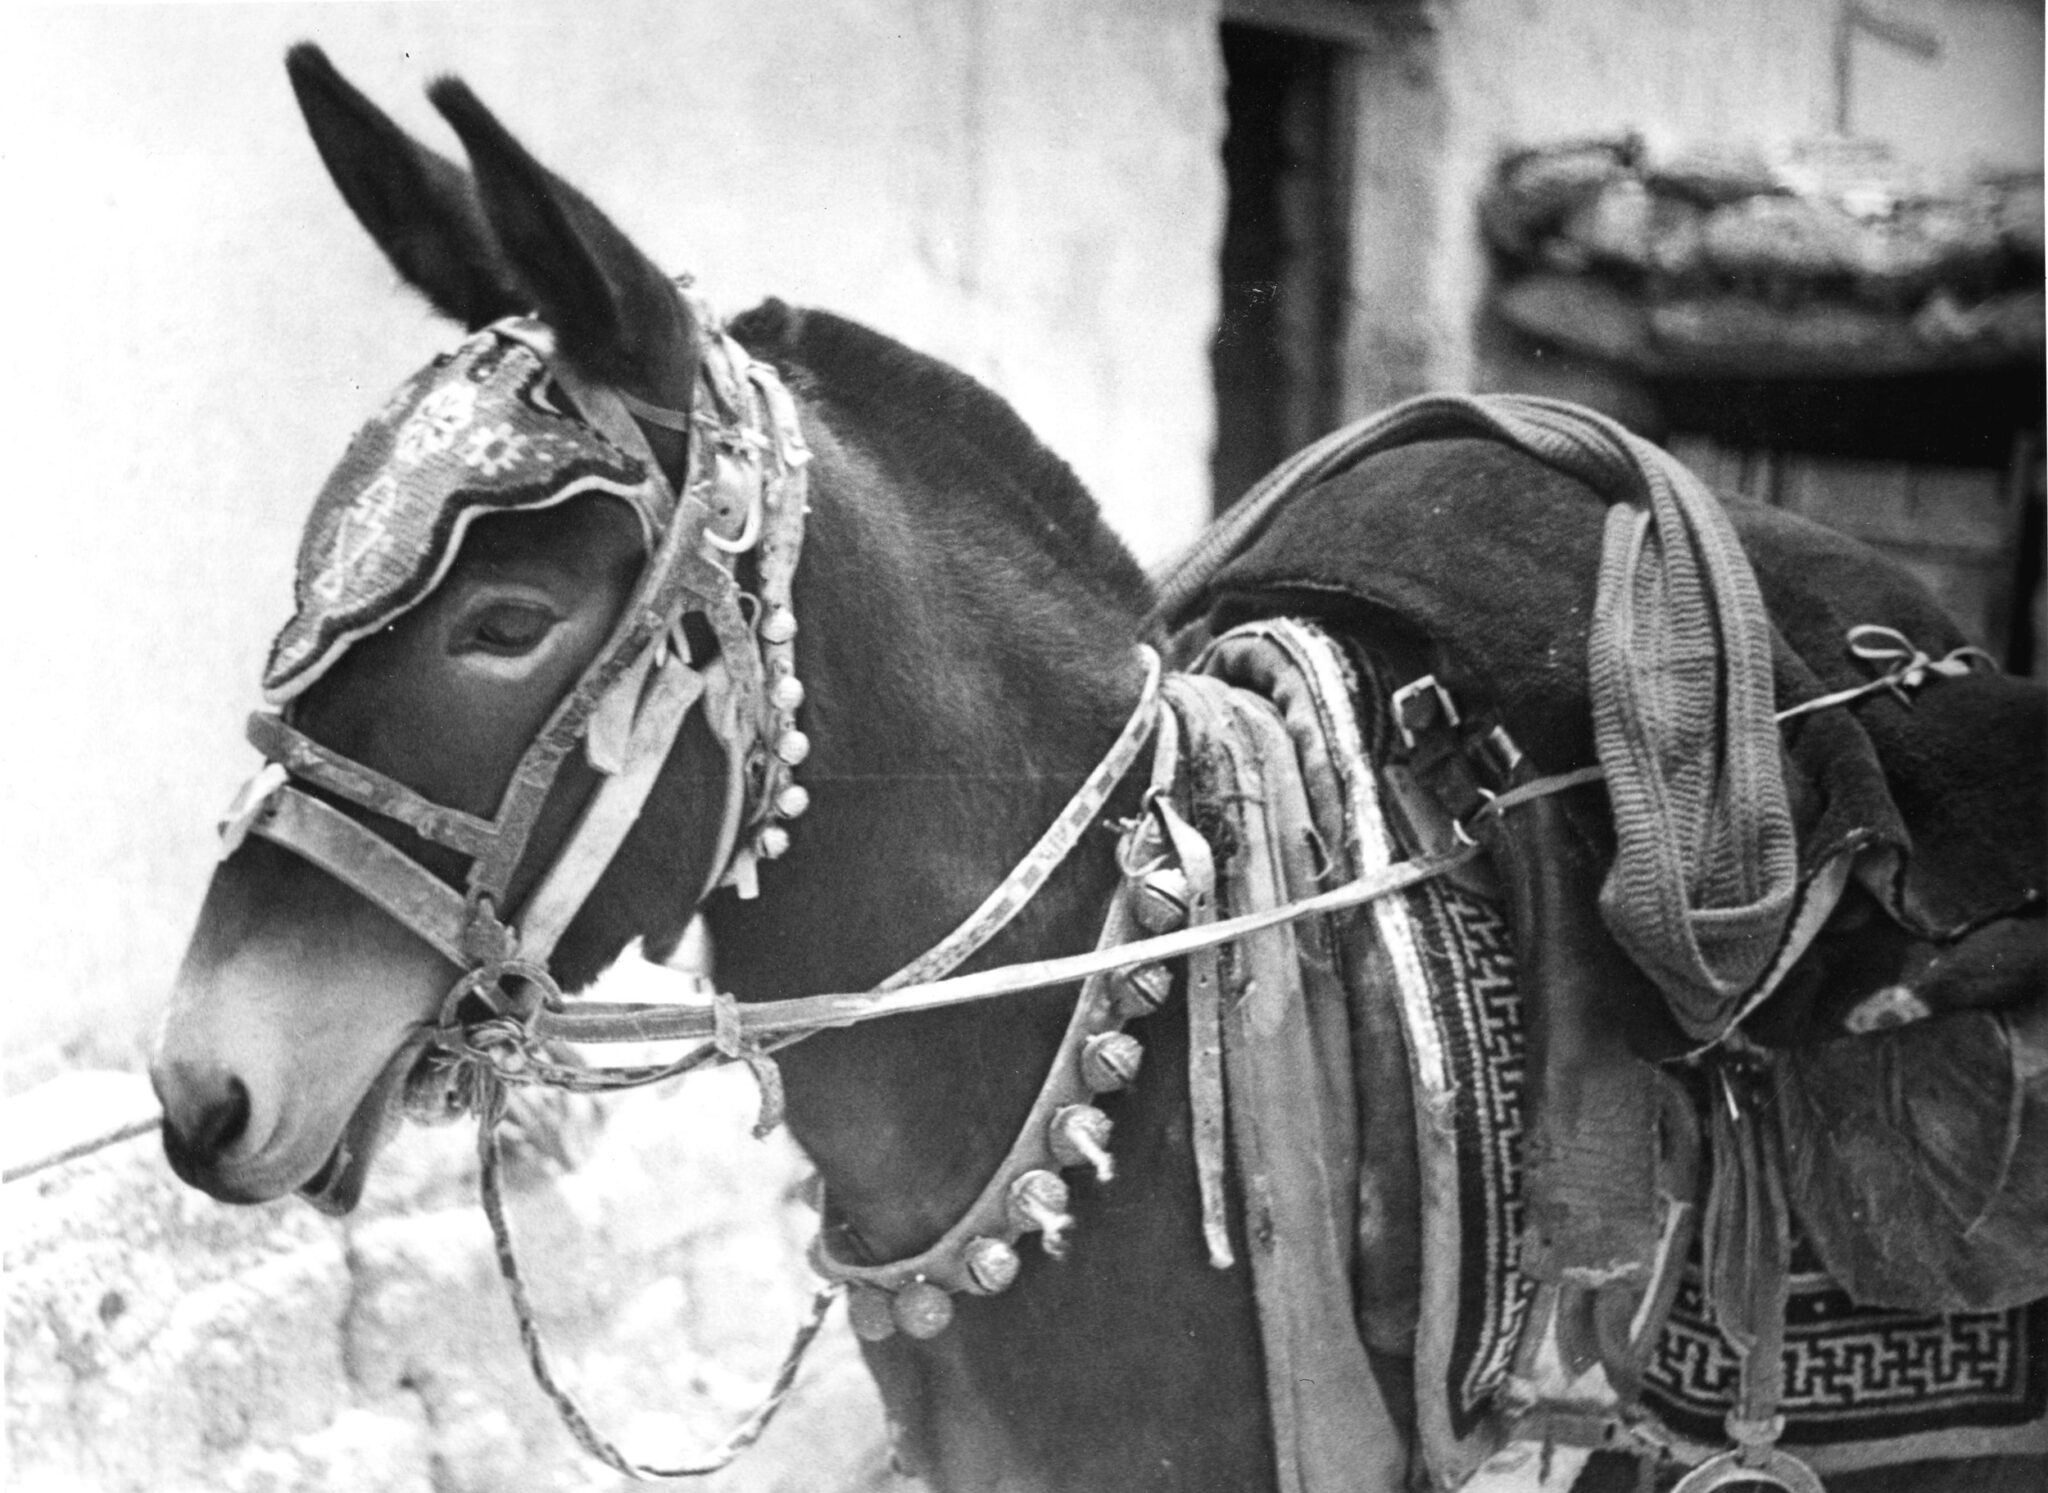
533, 840, 1480, 1047
239, 778, 470, 966
865, 646, 1164, 995
515, 649, 713, 963
224, 300, 810, 1019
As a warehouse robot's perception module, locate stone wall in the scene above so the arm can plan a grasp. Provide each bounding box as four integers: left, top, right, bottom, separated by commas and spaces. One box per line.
6, 1070, 895, 1493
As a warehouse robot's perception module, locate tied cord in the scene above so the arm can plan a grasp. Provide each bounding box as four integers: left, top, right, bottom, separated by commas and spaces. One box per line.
1776, 624, 1994, 723
1470, 620, 1992, 821
713, 990, 787, 1138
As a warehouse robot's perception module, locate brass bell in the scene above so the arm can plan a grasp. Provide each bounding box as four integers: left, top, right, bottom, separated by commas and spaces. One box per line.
847, 1284, 897, 1342
962, 1236, 1021, 1295
770, 673, 806, 711
1113, 963, 1173, 1018
775, 729, 811, 766
759, 606, 798, 645
775, 783, 811, 820
756, 825, 791, 861
1008, 1169, 1075, 1258
1131, 864, 1191, 933
1081, 1031, 1143, 1093
1050, 1104, 1116, 1183
891, 1280, 955, 1340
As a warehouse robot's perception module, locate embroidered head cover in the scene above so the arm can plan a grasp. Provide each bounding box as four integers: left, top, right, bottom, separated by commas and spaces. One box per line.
262, 321, 669, 701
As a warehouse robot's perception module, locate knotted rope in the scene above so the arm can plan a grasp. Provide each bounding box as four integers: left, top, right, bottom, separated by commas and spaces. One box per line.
1774, 624, 1994, 723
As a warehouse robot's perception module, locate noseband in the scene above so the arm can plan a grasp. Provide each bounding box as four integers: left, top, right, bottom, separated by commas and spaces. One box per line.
218, 288, 813, 1027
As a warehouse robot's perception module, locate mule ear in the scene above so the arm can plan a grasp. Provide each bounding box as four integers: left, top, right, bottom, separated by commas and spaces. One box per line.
286, 43, 523, 330
426, 76, 696, 402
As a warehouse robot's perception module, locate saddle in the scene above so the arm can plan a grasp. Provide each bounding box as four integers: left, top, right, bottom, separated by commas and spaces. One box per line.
1155, 394, 2048, 1485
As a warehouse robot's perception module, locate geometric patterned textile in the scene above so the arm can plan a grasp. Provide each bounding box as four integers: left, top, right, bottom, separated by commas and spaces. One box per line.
263, 320, 666, 702
1391, 872, 1538, 1487
1403, 882, 1534, 1445
1645, 1247, 2048, 1450
1374, 758, 2048, 1479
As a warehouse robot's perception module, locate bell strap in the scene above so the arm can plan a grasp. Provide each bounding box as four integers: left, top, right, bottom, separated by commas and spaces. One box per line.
871, 646, 1163, 994
247, 783, 469, 966
534, 842, 1480, 1047
806, 886, 1143, 1297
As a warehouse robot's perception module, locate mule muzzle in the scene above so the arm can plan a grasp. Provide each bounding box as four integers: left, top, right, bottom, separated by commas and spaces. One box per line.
155, 1060, 246, 1169
152, 1057, 275, 1201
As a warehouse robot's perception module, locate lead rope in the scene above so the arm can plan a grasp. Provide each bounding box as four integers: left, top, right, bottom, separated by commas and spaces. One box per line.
470, 1074, 838, 1481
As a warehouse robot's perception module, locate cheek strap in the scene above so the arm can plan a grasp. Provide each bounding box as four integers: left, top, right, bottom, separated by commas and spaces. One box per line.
513, 636, 713, 965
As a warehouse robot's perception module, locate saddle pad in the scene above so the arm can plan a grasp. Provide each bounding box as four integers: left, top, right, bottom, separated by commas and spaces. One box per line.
1371, 811, 2048, 1480
1198, 620, 1537, 1486
1212, 618, 2048, 1485
1193, 431, 2045, 1017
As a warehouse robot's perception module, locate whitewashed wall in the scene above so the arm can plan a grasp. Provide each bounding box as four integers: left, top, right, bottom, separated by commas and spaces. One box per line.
1, 0, 1225, 1090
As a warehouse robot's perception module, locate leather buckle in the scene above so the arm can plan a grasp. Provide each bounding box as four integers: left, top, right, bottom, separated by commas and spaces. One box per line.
216, 762, 290, 860
1390, 673, 1461, 750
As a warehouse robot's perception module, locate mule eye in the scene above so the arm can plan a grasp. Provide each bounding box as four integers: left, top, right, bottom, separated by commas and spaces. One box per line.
461, 601, 558, 656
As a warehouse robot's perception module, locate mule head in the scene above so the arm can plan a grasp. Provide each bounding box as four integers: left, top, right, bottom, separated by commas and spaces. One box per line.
152, 49, 733, 1211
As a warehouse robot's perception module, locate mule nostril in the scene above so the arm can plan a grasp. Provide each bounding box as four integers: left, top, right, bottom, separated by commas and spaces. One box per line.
155, 1063, 254, 1166
196, 1076, 253, 1155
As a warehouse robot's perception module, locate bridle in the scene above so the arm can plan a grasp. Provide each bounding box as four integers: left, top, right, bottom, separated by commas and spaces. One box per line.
207, 284, 1485, 1480
218, 286, 814, 1033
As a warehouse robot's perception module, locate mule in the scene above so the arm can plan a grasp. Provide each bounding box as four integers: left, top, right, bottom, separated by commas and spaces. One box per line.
151, 49, 2044, 1493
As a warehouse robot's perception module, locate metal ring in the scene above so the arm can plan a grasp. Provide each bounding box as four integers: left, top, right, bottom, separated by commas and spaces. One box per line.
437, 958, 563, 1033
1453, 787, 1497, 846
1669, 1445, 1823, 1493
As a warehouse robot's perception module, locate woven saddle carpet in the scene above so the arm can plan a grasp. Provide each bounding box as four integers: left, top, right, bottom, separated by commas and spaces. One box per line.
1378, 818, 2047, 1483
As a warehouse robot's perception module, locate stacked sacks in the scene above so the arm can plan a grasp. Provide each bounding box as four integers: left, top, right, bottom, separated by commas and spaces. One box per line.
1482, 136, 2045, 375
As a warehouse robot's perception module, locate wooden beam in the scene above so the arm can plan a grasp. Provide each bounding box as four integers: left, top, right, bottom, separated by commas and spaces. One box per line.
1221, 0, 1426, 50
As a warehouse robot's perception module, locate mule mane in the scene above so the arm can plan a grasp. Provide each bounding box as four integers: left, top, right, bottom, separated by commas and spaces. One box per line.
727, 300, 1154, 617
